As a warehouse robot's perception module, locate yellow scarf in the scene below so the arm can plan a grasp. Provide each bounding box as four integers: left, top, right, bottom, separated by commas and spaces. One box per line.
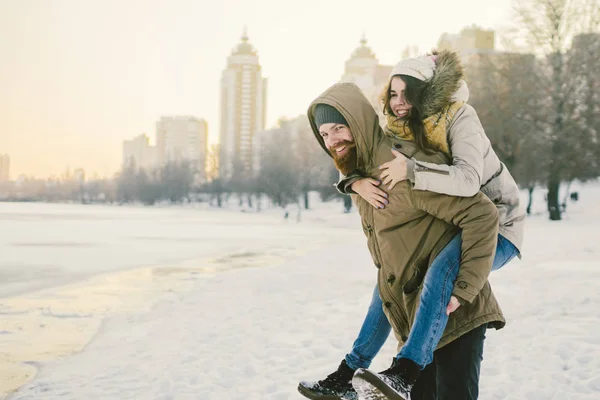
385, 102, 464, 155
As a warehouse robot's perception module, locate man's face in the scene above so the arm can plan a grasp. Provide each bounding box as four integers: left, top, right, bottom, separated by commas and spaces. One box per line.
319, 123, 357, 175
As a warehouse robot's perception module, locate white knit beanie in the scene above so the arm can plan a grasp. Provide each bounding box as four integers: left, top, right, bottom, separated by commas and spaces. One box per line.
390, 55, 436, 81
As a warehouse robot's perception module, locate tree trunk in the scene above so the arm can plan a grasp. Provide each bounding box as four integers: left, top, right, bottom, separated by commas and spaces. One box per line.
304, 191, 309, 210
256, 194, 262, 212
547, 179, 561, 220
526, 186, 534, 215
344, 196, 353, 213
548, 51, 564, 221
561, 181, 572, 211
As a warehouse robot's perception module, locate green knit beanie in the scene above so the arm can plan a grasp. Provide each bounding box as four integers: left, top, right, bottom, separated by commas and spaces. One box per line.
314, 104, 348, 129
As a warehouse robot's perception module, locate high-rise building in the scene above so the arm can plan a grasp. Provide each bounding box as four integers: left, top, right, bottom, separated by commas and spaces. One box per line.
437, 26, 538, 85
437, 26, 495, 58
219, 29, 267, 180
341, 36, 392, 124
122, 134, 157, 171
0, 154, 10, 182
156, 116, 208, 181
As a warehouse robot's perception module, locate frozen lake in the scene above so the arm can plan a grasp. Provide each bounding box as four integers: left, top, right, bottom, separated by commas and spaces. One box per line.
1, 185, 599, 399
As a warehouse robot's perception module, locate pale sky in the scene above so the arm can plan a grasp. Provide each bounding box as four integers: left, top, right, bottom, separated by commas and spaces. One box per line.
0, 0, 515, 179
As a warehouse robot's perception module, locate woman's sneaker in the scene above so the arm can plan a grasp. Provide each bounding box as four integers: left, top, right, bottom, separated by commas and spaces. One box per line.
298, 359, 358, 400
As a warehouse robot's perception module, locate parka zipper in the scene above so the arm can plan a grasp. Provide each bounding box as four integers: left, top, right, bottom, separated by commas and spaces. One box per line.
364, 195, 411, 339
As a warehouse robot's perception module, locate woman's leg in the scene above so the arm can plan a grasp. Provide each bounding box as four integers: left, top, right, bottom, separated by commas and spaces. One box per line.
344, 234, 519, 372
397, 233, 518, 369
492, 235, 519, 271
397, 233, 462, 368
345, 283, 392, 370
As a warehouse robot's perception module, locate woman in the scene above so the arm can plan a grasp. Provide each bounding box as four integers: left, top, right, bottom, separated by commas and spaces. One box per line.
299, 50, 525, 400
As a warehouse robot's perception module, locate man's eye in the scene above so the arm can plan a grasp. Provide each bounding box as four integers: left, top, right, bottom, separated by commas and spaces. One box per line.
321, 133, 328, 137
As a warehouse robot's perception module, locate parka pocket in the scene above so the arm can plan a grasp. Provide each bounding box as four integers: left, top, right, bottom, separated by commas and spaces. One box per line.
401, 285, 420, 329
403, 259, 428, 295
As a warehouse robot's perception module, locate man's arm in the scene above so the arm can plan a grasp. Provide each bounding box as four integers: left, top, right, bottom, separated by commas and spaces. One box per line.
412, 190, 499, 303
335, 170, 363, 194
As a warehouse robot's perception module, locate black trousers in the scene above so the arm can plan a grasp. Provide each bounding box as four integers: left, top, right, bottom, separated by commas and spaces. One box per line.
410, 324, 487, 400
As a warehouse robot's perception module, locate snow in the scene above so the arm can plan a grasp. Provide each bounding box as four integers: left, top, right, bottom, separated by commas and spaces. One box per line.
1, 184, 599, 399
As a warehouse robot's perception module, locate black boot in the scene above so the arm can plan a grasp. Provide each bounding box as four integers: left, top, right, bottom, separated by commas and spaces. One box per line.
298, 359, 358, 400
352, 357, 420, 400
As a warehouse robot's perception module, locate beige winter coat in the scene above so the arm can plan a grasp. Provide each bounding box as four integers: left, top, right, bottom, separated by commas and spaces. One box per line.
338, 50, 525, 253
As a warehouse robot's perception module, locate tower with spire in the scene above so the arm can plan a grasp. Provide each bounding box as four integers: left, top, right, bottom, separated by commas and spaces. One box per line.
219, 28, 267, 180
341, 35, 392, 124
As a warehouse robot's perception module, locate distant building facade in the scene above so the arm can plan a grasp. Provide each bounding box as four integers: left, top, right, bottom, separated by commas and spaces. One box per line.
219, 30, 267, 180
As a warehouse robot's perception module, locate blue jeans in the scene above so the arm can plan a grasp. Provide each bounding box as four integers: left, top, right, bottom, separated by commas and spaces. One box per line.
344, 233, 519, 370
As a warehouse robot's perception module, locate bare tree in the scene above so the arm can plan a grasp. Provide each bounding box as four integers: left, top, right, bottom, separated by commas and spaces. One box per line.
116, 161, 139, 203
158, 161, 194, 203
466, 53, 544, 173
294, 117, 332, 209
137, 169, 162, 205
466, 52, 549, 213
512, 0, 600, 219
205, 144, 224, 207
257, 127, 300, 208
564, 33, 600, 186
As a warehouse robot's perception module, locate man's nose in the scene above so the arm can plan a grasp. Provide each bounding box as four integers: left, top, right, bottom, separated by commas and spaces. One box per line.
329, 134, 342, 147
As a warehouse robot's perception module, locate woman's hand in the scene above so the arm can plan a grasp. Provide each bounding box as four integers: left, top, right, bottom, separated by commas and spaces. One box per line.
379, 149, 409, 190
446, 296, 461, 315
350, 178, 389, 209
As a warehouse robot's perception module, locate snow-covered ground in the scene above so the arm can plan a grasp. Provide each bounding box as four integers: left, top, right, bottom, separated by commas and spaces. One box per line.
1, 185, 599, 399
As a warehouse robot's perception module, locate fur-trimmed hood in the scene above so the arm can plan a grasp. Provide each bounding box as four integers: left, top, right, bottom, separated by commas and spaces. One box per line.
383, 50, 468, 153
393, 49, 466, 118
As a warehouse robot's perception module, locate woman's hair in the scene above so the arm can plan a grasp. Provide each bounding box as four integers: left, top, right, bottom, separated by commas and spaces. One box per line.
381, 74, 435, 154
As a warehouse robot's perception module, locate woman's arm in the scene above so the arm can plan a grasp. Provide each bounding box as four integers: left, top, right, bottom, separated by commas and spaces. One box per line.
411, 105, 486, 197
335, 171, 363, 194
336, 171, 388, 209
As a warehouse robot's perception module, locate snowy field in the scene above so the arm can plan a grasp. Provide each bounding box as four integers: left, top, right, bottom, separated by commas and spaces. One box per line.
1, 184, 599, 399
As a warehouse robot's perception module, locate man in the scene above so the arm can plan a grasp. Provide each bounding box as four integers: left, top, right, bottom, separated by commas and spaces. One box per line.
299, 82, 504, 400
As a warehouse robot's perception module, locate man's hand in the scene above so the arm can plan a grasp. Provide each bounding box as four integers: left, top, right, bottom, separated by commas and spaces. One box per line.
446, 296, 461, 315
350, 178, 388, 209
379, 149, 409, 190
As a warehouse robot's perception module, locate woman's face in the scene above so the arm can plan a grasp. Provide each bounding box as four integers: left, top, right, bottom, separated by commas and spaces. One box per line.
389, 76, 412, 118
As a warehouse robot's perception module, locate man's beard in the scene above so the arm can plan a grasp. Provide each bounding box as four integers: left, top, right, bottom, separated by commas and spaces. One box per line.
330, 141, 358, 176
